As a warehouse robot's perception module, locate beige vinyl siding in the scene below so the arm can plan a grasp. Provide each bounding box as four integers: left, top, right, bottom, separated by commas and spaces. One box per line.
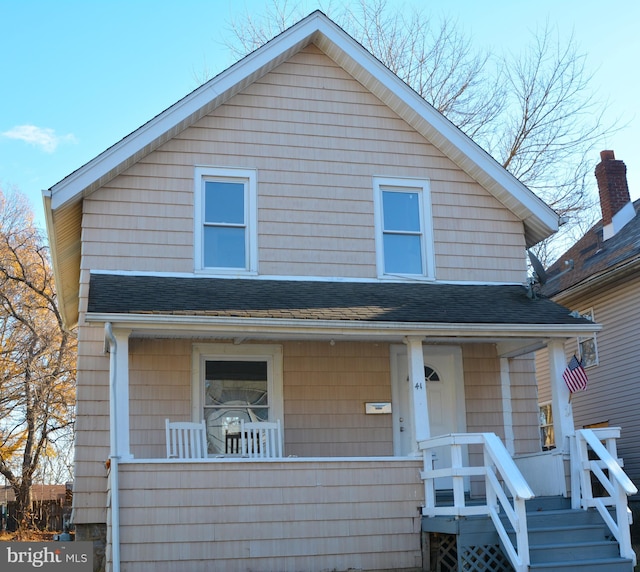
509, 355, 541, 454
73, 334, 530, 525
283, 341, 393, 457
462, 344, 505, 438
80, 45, 526, 282
126, 340, 393, 460
115, 460, 424, 572
129, 339, 192, 459
73, 322, 110, 524
534, 348, 551, 404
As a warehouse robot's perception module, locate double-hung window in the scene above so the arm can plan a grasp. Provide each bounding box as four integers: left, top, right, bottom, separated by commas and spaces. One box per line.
194, 167, 257, 273
374, 177, 434, 278
192, 344, 283, 455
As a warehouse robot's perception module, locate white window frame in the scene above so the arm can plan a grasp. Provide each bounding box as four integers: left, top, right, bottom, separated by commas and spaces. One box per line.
194, 166, 257, 274
373, 177, 435, 279
191, 343, 284, 452
577, 308, 598, 368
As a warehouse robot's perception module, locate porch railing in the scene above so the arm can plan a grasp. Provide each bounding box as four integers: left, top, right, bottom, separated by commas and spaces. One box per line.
571, 427, 637, 565
419, 433, 534, 572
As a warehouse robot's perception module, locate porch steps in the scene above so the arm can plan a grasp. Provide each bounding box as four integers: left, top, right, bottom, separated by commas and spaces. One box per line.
505, 497, 634, 571
422, 495, 634, 572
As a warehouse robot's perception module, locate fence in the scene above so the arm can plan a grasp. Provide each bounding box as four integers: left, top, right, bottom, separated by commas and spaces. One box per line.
1, 496, 72, 532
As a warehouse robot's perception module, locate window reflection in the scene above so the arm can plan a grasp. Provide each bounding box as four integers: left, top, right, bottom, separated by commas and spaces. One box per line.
204, 360, 269, 454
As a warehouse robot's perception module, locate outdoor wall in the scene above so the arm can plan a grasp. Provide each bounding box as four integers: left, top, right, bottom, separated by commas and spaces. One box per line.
114, 460, 424, 572
80, 45, 526, 284
547, 277, 640, 496
282, 340, 393, 457
509, 354, 541, 455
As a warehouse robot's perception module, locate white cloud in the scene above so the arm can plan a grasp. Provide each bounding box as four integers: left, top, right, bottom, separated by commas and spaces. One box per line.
2, 124, 77, 153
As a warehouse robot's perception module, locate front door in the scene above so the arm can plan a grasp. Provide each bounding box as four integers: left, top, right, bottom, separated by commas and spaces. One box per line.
391, 345, 466, 486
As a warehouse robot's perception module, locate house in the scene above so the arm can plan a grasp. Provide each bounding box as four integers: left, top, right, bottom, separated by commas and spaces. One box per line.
43, 11, 635, 572
539, 151, 640, 505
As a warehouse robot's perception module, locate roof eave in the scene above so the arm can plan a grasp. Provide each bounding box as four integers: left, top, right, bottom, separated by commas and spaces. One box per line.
46, 11, 557, 245
551, 254, 640, 303
47, 13, 326, 212
85, 312, 600, 339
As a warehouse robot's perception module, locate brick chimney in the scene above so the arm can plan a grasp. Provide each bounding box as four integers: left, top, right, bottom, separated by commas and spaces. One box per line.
594, 150, 633, 240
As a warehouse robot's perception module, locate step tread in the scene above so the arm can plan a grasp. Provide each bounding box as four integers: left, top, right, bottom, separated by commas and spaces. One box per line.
529, 557, 634, 568
527, 522, 609, 531
530, 539, 618, 549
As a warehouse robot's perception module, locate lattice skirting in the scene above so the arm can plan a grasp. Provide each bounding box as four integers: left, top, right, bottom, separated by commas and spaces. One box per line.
429, 533, 513, 572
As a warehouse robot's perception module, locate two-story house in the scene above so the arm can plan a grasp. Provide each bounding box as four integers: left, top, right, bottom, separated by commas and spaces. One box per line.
43, 11, 634, 572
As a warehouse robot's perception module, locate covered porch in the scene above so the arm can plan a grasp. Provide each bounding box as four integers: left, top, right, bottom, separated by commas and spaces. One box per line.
87, 275, 609, 571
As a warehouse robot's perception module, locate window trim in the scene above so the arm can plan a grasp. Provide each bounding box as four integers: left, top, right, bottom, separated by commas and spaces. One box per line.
194, 166, 257, 274
373, 176, 435, 279
191, 343, 284, 432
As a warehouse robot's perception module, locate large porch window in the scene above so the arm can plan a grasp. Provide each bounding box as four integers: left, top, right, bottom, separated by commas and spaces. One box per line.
192, 343, 283, 455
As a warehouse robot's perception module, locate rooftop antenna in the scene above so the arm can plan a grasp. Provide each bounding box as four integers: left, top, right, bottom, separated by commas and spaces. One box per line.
527, 250, 547, 299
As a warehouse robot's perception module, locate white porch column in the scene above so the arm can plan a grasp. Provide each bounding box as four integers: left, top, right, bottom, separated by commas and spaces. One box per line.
406, 336, 428, 454
106, 326, 133, 460
548, 339, 575, 454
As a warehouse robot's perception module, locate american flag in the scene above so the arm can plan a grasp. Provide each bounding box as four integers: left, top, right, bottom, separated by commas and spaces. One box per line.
562, 355, 588, 393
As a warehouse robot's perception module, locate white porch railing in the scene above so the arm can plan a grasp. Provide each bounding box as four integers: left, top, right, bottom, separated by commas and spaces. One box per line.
571, 427, 638, 565
419, 433, 534, 572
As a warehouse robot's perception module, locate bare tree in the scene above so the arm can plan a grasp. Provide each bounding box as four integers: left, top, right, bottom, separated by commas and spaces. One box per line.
226, 0, 620, 264
0, 188, 76, 529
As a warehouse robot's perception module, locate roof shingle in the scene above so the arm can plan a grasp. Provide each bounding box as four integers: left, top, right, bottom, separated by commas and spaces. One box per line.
88, 274, 590, 326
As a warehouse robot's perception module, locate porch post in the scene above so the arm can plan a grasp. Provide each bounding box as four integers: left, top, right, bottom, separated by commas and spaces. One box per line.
548, 340, 575, 454
107, 327, 133, 460
406, 336, 429, 454
500, 358, 515, 455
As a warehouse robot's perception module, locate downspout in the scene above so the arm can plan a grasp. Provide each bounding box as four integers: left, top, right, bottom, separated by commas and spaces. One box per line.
104, 323, 121, 572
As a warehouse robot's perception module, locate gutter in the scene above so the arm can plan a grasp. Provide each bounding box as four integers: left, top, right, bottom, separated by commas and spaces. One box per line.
104, 323, 121, 572
85, 312, 601, 339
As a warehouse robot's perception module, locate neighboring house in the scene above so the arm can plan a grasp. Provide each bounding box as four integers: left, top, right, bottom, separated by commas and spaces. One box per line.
43, 11, 634, 572
539, 150, 640, 499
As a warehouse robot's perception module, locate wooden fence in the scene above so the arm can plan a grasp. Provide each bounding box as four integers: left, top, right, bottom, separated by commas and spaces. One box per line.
1, 496, 72, 532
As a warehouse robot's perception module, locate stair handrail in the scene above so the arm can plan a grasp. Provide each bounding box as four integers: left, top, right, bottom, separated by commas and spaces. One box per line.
419, 433, 534, 572
572, 428, 637, 565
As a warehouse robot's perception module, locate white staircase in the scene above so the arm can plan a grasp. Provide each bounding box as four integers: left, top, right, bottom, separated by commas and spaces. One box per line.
419, 429, 637, 572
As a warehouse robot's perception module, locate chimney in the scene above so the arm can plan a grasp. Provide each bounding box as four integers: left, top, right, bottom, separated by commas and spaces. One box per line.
594, 150, 633, 240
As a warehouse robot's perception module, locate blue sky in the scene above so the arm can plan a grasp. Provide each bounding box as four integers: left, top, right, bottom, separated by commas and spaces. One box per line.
2, 0, 638, 231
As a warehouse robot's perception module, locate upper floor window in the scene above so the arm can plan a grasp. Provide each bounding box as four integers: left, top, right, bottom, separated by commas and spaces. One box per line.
194, 167, 257, 273
578, 308, 598, 368
373, 177, 434, 278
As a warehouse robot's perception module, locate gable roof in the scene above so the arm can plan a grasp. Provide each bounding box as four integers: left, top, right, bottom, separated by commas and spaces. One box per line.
43, 10, 559, 328
542, 199, 640, 299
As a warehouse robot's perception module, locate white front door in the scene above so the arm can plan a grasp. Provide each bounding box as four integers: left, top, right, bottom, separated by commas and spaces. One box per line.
391, 345, 466, 477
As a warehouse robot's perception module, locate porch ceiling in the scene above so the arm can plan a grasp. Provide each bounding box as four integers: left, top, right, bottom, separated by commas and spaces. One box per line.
86, 274, 598, 351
